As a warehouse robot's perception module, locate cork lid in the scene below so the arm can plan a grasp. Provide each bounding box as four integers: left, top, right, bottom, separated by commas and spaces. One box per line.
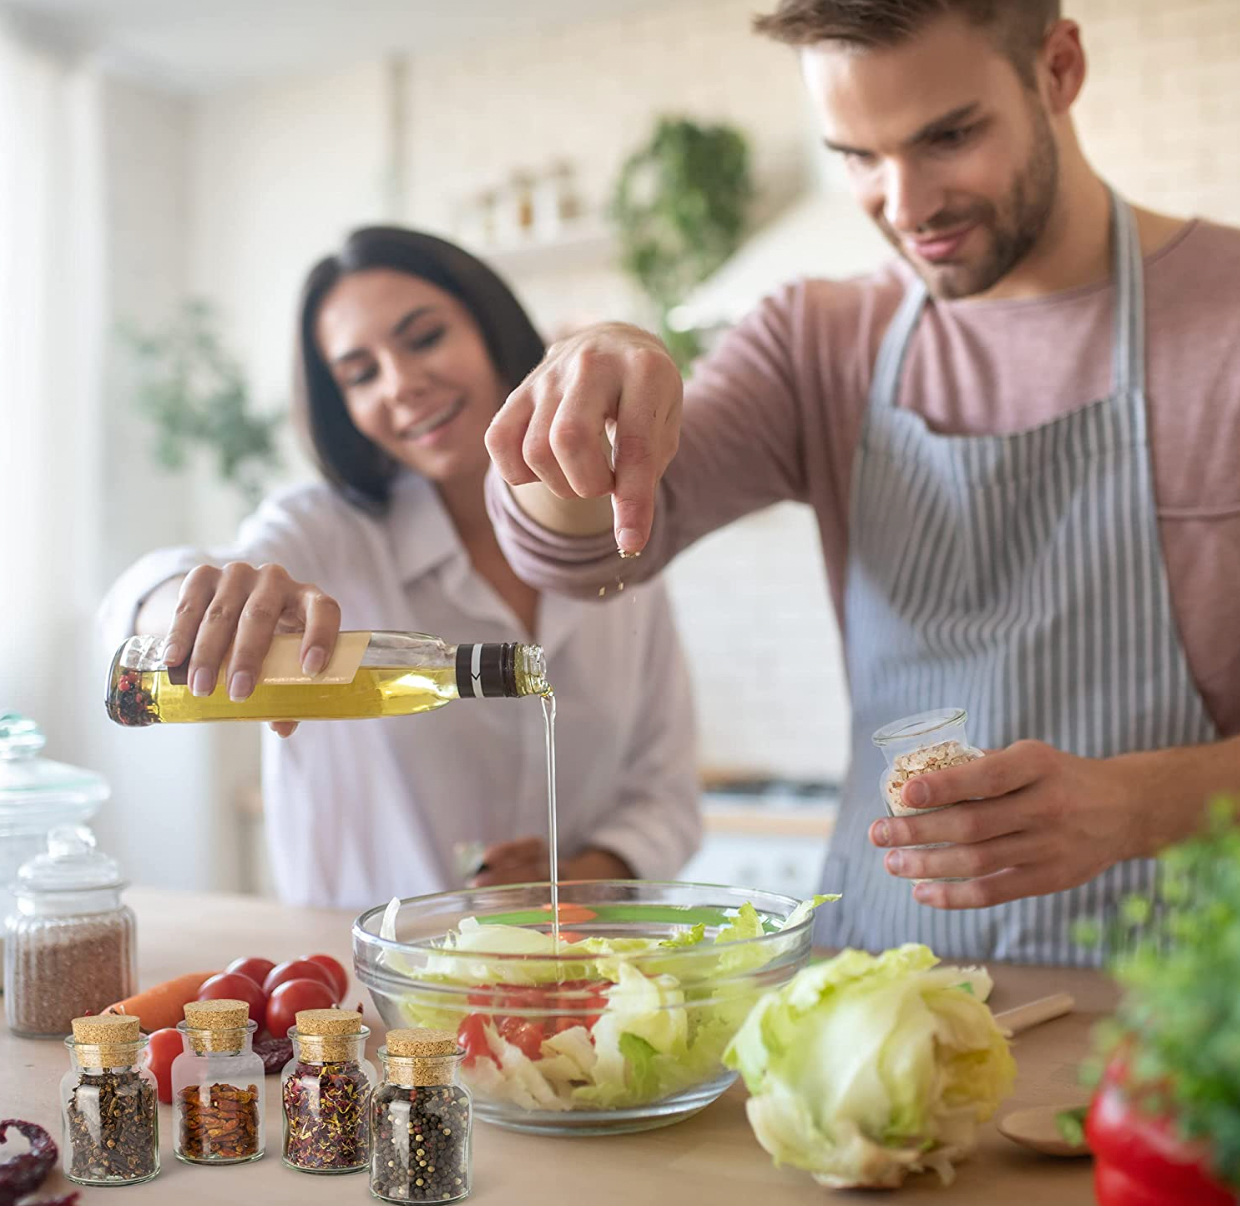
73, 1014, 140, 1044
295, 1008, 363, 1036
71, 1014, 142, 1065
293, 1008, 366, 1062
184, 999, 249, 1030
386, 1028, 458, 1058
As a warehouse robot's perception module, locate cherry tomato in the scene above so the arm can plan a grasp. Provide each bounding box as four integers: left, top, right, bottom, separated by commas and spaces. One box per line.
266, 977, 335, 1039
457, 1014, 495, 1068
143, 1027, 182, 1104
226, 956, 276, 987
197, 971, 266, 1026
498, 1016, 546, 1060
262, 959, 336, 998
300, 953, 348, 1000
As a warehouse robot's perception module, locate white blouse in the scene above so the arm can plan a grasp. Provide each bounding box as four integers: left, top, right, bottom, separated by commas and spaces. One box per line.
100, 472, 701, 909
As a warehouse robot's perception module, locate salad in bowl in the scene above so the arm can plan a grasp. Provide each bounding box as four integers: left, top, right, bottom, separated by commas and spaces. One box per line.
353, 881, 832, 1134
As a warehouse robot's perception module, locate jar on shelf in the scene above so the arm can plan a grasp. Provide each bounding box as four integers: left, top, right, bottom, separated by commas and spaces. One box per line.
371, 1028, 472, 1204
172, 998, 265, 1165
61, 1014, 160, 1187
5, 824, 136, 1037
872, 707, 986, 884
281, 1008, 377, 1174
0, 713, 109, 992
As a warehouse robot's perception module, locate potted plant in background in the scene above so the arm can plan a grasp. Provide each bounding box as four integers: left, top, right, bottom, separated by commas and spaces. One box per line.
610, 115, 753, 371
119, 299, 283, 509
1077, 799, 1240, 1205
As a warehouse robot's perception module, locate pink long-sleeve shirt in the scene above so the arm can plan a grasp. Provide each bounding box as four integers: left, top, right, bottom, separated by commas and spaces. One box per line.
489, 219, 1240, 738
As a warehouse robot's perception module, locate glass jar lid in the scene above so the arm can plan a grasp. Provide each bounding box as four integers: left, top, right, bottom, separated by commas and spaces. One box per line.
0, 714, 110, 832
16, 824, 124, 894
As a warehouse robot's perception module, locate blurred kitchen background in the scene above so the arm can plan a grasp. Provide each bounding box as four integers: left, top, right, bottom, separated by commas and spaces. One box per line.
3, 0, 1239, 902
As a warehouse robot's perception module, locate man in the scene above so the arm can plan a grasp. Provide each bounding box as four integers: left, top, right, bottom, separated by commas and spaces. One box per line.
484, 0, 1240, 962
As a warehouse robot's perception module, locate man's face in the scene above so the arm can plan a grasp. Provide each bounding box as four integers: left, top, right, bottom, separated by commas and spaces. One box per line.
803, 13, 1059, 299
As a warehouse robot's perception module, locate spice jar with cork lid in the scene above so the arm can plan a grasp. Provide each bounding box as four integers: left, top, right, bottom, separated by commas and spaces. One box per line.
371, 1028, 473, 1203
60, 1014, 160, 1186
872, 707, 986, 884
172, 998, 266, 1165
6, 824, 136, 1037
281, 1007, 377, 1174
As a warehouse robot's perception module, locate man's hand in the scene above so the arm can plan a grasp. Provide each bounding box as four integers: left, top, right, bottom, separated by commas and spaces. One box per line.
485, 323, 683, 554
468, 837, 634, 887
868, 739, 1147, 909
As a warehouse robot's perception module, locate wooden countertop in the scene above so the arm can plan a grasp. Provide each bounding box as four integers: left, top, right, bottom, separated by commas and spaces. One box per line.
3, 888, 1111, 1204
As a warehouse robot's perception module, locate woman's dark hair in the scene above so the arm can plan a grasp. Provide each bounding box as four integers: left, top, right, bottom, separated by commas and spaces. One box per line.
293, 226, 546, 512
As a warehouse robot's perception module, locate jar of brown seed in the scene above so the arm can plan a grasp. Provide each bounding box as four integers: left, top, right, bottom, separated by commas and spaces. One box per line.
371, 1028, 472, 1203
5, 825, 135, 1037
872, 708, 986, 884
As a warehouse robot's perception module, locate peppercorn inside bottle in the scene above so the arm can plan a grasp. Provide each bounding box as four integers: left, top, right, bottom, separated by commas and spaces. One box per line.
371, 1028, 472, 1204
172, 998, 265, 1165
281, 1008, 376, 1175
60, 1014, 160, 1187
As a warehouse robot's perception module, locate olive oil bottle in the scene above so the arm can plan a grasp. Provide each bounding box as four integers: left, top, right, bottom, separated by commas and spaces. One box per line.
106, 631, 549, 727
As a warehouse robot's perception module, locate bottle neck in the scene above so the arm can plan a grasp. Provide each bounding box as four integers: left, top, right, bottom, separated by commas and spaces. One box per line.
454, 643, 548, 699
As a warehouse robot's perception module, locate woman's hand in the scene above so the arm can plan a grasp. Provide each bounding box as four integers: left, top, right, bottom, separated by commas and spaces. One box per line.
468, 837, 634, 887
161, 562, 341, 738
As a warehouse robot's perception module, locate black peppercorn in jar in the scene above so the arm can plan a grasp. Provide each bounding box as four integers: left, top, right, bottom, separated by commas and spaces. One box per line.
281, 1008, 377, 1174
370, 1028, 472, 1204
60, 1014, 160, 1187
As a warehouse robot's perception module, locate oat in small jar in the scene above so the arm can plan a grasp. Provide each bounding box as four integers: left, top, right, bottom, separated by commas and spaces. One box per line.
872, 708, 985, 884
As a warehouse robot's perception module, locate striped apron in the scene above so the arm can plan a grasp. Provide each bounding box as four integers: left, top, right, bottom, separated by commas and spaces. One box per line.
816, 192, 1218, 965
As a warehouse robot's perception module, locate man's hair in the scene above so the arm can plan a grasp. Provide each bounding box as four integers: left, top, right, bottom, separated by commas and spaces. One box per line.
753, 1, 1062, 85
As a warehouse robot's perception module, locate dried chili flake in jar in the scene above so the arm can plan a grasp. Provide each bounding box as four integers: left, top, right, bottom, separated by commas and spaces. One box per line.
371, 1029, 472, 1203
172, 999, 265, 1164
280, 1008, 376, 1174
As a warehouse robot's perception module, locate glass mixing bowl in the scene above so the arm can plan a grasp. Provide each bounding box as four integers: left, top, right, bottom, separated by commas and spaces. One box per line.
353, 880, 816, 1136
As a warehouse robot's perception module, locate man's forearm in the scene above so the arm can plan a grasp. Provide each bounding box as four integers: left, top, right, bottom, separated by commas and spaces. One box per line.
1120, 734, 1240, 857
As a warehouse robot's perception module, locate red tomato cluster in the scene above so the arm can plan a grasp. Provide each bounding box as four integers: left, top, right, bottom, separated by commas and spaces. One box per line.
143, 951, 351, 1101
456, 980, 609, 1067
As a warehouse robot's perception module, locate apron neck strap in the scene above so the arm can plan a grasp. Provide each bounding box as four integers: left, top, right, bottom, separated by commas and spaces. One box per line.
1109, 188, 1146, 398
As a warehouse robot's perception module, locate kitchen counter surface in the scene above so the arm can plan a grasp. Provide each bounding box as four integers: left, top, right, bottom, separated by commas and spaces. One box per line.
3, 888, 1110, 1204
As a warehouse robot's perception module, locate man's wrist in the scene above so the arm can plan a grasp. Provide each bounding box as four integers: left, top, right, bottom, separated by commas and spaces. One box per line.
1115, 738, 1240, 858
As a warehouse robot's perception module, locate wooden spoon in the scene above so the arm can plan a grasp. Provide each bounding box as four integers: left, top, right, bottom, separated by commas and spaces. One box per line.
993, 992, 1075, 1035
998, 1105, 1091, 1158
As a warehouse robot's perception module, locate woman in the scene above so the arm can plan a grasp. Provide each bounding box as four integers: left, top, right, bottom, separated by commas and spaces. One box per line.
100, 228, 701, 909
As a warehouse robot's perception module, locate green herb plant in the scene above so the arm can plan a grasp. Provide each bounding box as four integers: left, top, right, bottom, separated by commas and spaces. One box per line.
610, 116, 753, 371
1090, 797, 1240, 1187
119, 299, 283, 508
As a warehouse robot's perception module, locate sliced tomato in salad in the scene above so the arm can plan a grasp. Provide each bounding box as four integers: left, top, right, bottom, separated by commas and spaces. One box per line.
457, 1013, 496, 1068
498, 1016, 547, 1060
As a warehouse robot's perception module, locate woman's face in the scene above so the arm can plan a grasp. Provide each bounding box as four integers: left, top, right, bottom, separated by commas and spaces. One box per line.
315, 268, 504, 483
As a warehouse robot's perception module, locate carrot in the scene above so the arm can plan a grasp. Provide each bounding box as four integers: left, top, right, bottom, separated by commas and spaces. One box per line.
102, 970, 220, 1032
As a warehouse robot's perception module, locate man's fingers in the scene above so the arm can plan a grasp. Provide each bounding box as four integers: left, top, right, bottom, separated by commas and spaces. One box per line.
486, 386, 541, 486
903, 740, 1051, 809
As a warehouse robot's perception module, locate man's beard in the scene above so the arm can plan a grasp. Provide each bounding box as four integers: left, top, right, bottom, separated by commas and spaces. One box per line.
881, 106, 1060, 300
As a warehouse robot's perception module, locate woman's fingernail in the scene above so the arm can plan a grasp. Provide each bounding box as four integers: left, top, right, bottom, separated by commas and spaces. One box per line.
886, 851, 904, 874
616, 530, 642, 554
190, 668, 215, 697
913, 884, 931, 903
161, 640, 182, 666
873, 820, 891, 846
229, 672, 255, 701
905, 780, 929, 807
302, 647, 327, 676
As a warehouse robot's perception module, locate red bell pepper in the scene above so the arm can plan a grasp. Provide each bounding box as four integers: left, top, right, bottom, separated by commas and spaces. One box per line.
1086, 1061, 1236, 1206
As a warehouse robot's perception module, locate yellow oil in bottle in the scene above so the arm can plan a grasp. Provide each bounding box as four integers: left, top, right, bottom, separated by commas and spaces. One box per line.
108, 664, 460, 726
